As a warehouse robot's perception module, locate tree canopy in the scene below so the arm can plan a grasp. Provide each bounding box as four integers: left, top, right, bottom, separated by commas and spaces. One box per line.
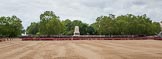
62, 19, 94, 35
92, 14, 161, 35
0, 16, 23, 37
27, 11, 64, 35
26, 22, 39, 35
23, 11, 162, 36
0, 11, 161, 37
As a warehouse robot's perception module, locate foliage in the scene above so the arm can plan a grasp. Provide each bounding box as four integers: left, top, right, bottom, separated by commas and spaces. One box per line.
26, 22, 39, 35
27, 11, 64, 35
62, 19, 95, 35
92, 14, 161, 35
26, 11, 161, 35
0, 16, 23, 37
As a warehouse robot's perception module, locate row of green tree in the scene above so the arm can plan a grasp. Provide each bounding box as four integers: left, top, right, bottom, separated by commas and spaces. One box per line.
0, 16, 23, 37
26, 11, 161, 35
0, 11, 161, 37
26, 11, 94, 35
92, 14, 161, 35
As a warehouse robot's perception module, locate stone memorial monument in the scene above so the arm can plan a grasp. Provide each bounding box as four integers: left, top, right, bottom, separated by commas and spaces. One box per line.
159, 32, 162, 38
73, 26, 80, 36
159, 22, 162, 38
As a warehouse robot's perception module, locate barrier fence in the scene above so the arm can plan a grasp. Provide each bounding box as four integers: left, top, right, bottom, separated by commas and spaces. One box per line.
21, 35, 162, 41
0, 35, 161, 41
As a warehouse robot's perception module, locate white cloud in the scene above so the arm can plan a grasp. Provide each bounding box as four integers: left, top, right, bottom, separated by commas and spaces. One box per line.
0, 0, 162, 29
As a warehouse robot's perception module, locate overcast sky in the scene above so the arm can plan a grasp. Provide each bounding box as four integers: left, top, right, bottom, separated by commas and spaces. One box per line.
0, 0, 162, 29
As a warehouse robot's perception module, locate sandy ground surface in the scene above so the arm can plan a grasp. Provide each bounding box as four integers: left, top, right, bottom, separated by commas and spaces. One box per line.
0, 40, 162, 59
